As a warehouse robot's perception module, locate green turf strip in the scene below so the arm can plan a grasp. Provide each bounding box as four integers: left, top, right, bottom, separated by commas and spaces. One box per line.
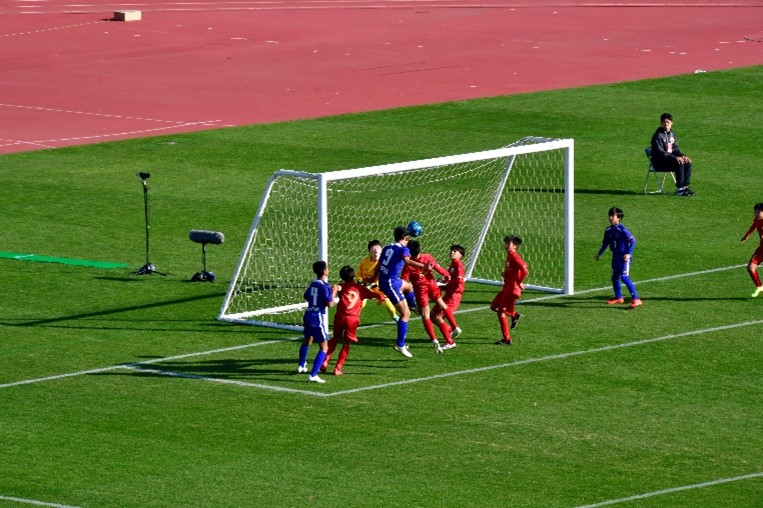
0, 251, 127, 269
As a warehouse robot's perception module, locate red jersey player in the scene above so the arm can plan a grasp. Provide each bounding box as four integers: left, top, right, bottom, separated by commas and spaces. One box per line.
402, 240, 460, 353
492, 235, 529, 345
321, 265, 383, 376
432, 244, 466, 349
741, 202, 763, 298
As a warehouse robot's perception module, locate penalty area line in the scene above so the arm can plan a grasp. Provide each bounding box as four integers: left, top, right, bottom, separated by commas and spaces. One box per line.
0, 494, 81, 508
575, 471, 763, 508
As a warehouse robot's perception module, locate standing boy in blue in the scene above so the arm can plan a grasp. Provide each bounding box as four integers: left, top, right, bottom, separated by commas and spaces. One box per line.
595, 207, 643, 309
375, 225, 429, 358
298, 260, 337, 383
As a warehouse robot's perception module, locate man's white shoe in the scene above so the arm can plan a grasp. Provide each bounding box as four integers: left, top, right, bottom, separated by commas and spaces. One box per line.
394, 345, 413, 358
308, 375, 326, 383
432, 340, 443, 355
450, 327, 462, 340
297, 365, 308, 373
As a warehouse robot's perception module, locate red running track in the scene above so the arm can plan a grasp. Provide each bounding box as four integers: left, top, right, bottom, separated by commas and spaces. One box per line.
1, 1, 761, 154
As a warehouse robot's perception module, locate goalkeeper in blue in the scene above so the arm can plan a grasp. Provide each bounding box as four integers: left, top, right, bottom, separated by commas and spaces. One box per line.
595, 207, 643, 309
297, 260, 337, 383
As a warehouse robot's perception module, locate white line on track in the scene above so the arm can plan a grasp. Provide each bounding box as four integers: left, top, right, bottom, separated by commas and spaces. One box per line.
0, 263, 751, 391
0, 495, 81, 508
575, 471, 763, 507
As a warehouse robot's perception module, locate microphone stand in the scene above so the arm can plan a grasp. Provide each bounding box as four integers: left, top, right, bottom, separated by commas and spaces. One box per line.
132, 173, 166, 276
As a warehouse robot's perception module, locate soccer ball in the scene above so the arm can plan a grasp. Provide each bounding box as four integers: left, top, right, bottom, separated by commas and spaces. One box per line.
407, 221, 424, 237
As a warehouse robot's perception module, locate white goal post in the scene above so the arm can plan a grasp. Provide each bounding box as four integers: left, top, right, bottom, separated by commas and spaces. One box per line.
219, 137, 574, 330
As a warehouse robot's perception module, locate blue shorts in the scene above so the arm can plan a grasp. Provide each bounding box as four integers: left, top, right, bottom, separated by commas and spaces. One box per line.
612, 258, 631, 278
303, 323, 330, 343
379, 277, 405, 305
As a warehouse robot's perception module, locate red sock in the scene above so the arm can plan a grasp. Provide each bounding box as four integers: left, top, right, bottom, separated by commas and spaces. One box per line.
324, 338, 339, 366
444, 307, 458, 329
750, 270, 762, 287
423, 319, 437, 341
437, 321, 452, 343
336, 343, 350, 370
498, 314, 510, 341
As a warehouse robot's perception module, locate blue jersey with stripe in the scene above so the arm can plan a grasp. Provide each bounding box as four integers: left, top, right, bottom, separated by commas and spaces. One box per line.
378, 242, 410, 283
302, 278, 332, 330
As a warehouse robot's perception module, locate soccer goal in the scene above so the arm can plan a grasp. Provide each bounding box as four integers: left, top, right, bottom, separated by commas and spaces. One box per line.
219, 137, 574, 330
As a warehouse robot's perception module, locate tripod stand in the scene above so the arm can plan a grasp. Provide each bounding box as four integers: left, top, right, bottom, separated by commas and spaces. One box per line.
132, 172, 166, 276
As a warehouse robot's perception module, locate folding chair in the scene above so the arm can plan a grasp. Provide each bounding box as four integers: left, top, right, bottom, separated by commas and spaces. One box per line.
643, 147, 676, 194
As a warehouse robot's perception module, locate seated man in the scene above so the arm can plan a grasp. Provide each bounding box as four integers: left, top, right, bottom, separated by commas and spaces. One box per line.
650, 112, 695, 197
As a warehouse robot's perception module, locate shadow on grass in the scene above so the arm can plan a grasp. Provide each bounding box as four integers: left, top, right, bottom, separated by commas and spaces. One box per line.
5, 292, 226, 327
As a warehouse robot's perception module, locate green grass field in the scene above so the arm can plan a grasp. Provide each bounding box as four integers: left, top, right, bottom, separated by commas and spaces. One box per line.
1, 66, 761, 508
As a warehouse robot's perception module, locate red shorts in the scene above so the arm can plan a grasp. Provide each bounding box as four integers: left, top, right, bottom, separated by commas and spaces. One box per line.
333, 314, 360, 343
432, 291, 462, 319
413, 279, 442, 308
491, 287, 520, 316
750, 246, 763, 265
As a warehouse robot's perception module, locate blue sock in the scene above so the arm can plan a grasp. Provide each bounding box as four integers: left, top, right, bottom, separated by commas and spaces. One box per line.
298, 344, 310, 367
311, 350, 326, 377
611, 279, 622, 299
397, 320, 408, 348
622, 276, 639, 299
406, 293, 417, 310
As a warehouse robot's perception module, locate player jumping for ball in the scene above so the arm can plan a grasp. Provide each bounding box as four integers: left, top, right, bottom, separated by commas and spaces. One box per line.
375, 225, 429, 358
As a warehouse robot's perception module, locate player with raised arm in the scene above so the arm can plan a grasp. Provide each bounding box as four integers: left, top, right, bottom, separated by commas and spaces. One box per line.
402, 240, 461, 353
375, 225, 429, 358
492, 235, 529, 346
595, 207, 642, 309
741, 202, 763, 298
321, 265, 384, 376
432, 244, 466, 349
297, 260, 337, 383
356, 239, 399, 322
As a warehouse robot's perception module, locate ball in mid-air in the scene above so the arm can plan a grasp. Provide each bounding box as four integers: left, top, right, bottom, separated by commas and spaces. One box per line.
407, 221, 423, 237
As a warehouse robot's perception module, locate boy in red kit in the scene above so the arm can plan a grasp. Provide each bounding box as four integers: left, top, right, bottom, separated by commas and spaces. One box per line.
492, 235, 529, 345
402, 240, 460, 353
321, 265, 384, 376
432, 244, 465, 349
741, 202, 763, 298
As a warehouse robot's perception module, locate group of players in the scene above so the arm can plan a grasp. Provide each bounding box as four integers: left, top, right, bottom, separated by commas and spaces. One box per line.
297, 202, 763, 383
297, 223, 528, 383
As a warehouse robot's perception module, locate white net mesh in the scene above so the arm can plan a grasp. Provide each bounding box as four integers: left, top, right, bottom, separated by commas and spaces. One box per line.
220, 137, 572, 329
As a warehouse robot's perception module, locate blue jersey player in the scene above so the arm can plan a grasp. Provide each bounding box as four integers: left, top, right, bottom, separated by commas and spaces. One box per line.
375, 225, 429, 357
298, 260, 337, 383
595, 207, 642, 309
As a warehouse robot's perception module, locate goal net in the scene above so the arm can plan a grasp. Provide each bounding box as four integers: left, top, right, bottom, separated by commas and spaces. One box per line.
219, 137, 574, 330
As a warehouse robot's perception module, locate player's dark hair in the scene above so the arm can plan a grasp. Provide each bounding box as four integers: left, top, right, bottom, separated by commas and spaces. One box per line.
450, 244, 465, 257
312, 260, 327, 277
367, 239, 381, 250
754, 203, 763, 213
408, 239, 421, 256
339, 265, 355, 282
608, 207, 624, 219
394, 226, 408, 242
504, 235, 522, 247
660, 112, 673, 122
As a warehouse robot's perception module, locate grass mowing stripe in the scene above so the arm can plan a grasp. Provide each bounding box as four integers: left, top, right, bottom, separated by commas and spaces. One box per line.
0, 263, 751, 391
101, 319, 763, 397
575, 471, 763, 508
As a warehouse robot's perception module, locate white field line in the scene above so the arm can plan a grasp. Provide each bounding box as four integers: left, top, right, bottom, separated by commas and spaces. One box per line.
0, 495, 81, 508
575, 471, 763, 507
0, 263, 749, 391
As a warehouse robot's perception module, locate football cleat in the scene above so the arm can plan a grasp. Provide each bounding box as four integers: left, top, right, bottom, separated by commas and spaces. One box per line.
432, 340, 443, 354
308, 375, 326, 383
394, 345, 414, 358
606, 298, 625, 305
450, 326, 462, 340
333, 368, 343, 376
494, 338, 512, 346
629, 298, 643, 309
511, 313, 522, 330
442, 342, 457, 350
752, 286, 763, 298
297, 365, 308, 373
